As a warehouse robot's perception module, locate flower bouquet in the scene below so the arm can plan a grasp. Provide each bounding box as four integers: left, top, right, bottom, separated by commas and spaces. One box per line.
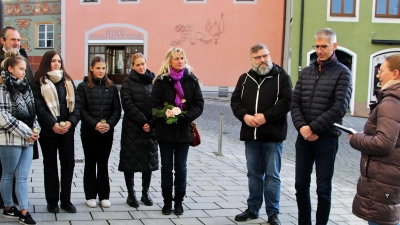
152, 102, 187, 124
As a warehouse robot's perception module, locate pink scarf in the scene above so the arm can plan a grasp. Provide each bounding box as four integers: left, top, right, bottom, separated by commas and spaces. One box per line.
169, 69, 185, 109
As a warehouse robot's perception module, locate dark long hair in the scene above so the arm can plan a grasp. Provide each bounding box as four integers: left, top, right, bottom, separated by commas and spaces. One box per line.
34, 49, 72, 84
87, 56, 112, 88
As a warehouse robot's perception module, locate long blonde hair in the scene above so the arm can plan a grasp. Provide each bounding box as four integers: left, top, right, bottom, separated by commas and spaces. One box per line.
157, 47, 192, 77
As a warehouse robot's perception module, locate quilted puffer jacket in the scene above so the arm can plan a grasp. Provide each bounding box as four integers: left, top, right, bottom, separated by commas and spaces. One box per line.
350, 81, 400, 225
291, 58, 352, 136
118, 69, 158, 173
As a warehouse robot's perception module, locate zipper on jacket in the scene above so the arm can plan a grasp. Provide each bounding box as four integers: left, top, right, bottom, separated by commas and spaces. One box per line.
365, 155, 371, 180
249, 75, 267, 140
100, 79, 103, 119
254, 84, 261, 139
306, 73, 320, 122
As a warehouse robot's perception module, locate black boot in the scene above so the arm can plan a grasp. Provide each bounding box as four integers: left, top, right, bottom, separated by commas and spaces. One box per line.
124, 172, 139, 208
162, 188, 173, 215
141, 172, 153, 206
174, 190, 186, 215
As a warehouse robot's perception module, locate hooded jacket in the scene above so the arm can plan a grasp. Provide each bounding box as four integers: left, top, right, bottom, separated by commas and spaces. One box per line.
231, 64, 293, 141
350, 81, 400, 225
118, 69, 158, 173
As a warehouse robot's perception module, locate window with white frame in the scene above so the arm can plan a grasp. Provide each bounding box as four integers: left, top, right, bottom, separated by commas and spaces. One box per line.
234, 0, 257, 4
375, 0, 400, 18
184, 0, 206, 3
119, 0, 139, 3
37, 24, 54, 48
327, 0, 359, 22
330, 0, 356, 16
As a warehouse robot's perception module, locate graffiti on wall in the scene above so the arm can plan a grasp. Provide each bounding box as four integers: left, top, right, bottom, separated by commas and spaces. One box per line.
172, 13, 224, 46
4, 3, 61, 16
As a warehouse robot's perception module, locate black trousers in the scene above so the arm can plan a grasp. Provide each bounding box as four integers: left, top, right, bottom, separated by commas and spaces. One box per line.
39, 135, 75, 206
81, 132, 113, 201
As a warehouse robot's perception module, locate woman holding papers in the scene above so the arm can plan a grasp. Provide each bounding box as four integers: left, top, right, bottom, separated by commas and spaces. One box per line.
348, 54, 400, 225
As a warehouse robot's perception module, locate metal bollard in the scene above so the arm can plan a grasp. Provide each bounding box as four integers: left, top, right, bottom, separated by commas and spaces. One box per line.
217, 113, 224, 156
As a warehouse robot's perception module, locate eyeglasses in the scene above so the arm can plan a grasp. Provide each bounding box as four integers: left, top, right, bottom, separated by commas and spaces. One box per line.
251, 54, 269, 60
312, 44, 331, 50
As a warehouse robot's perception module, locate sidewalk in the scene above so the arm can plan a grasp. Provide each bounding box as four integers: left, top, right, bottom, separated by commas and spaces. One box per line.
0, 97, 369, 225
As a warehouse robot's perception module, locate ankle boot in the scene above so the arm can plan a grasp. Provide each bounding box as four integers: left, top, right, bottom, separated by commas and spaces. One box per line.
124, 172, 139, 208
162, 188, 173, 215
127, 190, 139, 208
174, 190, 186, 215
141, 172, 153, 206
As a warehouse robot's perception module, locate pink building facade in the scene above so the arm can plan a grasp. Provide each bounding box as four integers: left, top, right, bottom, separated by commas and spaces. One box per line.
62, 0, 286, 90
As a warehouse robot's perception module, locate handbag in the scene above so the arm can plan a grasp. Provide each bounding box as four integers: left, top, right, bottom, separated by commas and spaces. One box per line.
190, 121, 201, 147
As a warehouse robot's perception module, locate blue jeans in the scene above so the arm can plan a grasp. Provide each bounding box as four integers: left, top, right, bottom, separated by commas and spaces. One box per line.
245, 140, 282, 216
0, 145, 33, 210
295, 134, 338, 225
159, 141, 189, 192
368, 222, 400, 225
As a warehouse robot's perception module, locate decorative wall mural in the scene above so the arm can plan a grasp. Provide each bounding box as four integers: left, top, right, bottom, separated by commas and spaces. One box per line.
4, 3, 61, 16
171, 13, 224, 46
57, 17, 62, 25
58, 44, 62, 52
21, 41, 31, 52
19, 32, 31, 52
15, 19, 32, 30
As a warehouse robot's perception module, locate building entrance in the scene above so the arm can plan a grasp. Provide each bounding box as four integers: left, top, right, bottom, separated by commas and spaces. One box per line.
88, 45, 144, 84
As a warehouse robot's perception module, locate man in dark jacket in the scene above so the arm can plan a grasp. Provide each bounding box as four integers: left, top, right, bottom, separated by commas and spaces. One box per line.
231, 44, 293, 225
290, 28, 352, 225
0, 27, 33, 82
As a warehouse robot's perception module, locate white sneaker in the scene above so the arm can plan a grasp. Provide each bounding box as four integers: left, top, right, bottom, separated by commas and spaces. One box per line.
100, 199, 111, 208
86, 199, 97, 208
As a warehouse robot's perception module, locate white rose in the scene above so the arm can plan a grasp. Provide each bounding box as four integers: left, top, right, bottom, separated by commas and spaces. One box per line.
171, 107, 182, 116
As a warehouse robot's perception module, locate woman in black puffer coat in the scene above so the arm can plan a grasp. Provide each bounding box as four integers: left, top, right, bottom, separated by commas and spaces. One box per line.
151, 47, 204, 216
77, 56, 121, 208
118, 53, 158, 208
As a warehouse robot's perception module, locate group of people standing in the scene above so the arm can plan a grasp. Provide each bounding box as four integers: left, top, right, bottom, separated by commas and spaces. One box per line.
0, 24, 398, 225
0, 26, 204, 225
231, 28, 400, 225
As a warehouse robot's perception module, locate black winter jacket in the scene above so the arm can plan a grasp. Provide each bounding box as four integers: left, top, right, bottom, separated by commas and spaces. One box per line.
77, 76, 121, 135
151, 69, 204, 143
290, 58, 352, 136
231, 64, 293, 141
119, 69, 158, 173
31, 78, 81, 137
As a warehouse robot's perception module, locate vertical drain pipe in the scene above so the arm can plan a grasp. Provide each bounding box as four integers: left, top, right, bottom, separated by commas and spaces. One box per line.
298, 0, 305, 76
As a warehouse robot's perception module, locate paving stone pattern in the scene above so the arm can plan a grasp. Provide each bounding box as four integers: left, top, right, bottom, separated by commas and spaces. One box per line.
0, 95, 369, 224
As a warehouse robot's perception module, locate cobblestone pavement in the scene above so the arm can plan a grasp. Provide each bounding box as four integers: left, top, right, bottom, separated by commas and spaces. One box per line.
0, 95, 369, 224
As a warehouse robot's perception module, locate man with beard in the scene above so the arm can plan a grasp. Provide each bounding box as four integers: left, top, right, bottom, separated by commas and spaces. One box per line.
231, 44, 293, 225
0, 27, 33, 82
290, 28, 352, 225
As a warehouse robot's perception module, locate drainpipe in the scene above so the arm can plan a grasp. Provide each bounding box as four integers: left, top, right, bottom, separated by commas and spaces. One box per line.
0, 0, 4, 29
298, 0, 305, 76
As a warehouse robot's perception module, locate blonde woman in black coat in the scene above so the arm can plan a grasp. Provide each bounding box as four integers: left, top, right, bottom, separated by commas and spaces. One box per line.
77, 56, 121, 208
119, 53, 158, 208
151, 47, 204, 215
